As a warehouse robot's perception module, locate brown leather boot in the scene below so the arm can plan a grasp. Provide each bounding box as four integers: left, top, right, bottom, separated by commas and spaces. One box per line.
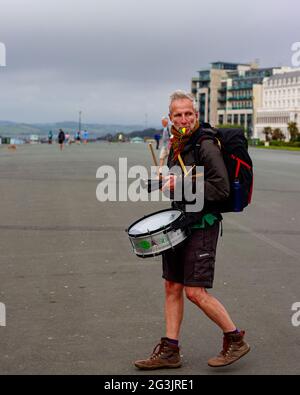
208, 330, 250, 368
134, 338, 182, 370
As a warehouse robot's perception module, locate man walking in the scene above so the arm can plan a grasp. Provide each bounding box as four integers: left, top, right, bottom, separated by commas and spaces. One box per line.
159, 116, 172, 170
134, 90, 250, 370
58, 129, 65, 151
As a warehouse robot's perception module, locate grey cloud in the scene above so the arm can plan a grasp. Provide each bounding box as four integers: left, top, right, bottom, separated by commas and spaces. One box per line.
0, 0, 299, 123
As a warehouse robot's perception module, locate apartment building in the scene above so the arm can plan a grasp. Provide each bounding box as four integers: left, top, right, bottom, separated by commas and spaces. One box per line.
254, 69, 300, 140
192, 62, 251, 126
192, 62, 280, 137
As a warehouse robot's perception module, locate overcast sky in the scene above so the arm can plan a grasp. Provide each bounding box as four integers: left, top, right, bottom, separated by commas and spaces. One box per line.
0, 0, 299, 126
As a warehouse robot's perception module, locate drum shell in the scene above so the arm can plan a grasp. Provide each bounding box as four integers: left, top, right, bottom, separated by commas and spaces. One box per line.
128, 227, 188, 258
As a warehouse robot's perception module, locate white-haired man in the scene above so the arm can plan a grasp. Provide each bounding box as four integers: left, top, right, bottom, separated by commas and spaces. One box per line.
134, 90, 250, 370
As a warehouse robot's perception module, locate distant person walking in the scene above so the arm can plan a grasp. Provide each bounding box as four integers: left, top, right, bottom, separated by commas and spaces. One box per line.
154, 133, 161, 150
58, 129, 65, 151
48, 130, 53, 145
75, 131, 81, 144
83, 130, 89, 144
159, 116, 172, 170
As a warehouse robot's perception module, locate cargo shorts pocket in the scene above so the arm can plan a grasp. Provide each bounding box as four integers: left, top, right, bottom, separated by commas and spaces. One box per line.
193, 250, 215, 283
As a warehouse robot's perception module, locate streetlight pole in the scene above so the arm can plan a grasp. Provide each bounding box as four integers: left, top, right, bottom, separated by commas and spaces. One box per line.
79, 111, 82, 133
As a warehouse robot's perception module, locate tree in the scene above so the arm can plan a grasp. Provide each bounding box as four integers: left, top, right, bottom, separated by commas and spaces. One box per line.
287, 122, 299, 142
262, 127, 272, 142
272, 128, 285, 142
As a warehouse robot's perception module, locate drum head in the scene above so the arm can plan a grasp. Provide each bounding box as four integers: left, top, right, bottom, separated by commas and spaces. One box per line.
128, 209, 182, 236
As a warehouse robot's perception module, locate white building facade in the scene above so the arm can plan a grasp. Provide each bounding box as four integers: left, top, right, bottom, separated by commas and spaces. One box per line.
254, 69, 300, 140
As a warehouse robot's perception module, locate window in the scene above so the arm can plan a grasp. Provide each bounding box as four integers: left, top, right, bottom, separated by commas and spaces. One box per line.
247, 114, 252, 126
234, 114, 239, 125
240, 114, 245, 126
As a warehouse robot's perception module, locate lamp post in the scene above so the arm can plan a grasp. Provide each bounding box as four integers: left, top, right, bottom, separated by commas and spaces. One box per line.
79, 111, 82, 133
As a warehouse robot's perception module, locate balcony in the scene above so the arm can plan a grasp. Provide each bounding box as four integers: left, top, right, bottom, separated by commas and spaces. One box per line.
231, 105, 253, 110
228, 96, 253, 101
199, 73, 211, 82
228, 84, 253, 91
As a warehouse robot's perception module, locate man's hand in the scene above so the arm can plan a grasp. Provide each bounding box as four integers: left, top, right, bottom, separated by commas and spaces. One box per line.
161, 174, 178, 193
170, 212, 202, 232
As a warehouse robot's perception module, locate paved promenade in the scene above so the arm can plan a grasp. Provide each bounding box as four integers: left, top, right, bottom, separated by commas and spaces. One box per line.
0, 143, 299, 375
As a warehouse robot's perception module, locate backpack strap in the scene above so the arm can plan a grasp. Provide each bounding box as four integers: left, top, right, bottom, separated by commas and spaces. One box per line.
193, 131, 221, 166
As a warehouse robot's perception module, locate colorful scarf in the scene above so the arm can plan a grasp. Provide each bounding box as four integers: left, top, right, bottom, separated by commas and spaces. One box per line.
171, 121, 199, 161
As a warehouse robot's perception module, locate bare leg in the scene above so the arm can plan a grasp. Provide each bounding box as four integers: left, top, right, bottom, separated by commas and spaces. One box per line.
185, 287, 236, 333
165, 281, 184, 340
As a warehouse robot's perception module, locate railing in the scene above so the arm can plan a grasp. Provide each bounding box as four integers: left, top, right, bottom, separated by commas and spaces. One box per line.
228, 85, 253, 91
228, 96, 253, 101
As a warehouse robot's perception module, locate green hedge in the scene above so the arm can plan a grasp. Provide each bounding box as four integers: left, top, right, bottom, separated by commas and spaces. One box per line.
270, 141, 300, 148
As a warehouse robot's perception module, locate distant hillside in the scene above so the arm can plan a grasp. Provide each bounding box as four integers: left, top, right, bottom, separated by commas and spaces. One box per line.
127, 128, 161, 138
0, 121, 147, 138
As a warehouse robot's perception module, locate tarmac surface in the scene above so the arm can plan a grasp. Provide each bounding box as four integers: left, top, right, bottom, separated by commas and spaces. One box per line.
0, 142, 300, 375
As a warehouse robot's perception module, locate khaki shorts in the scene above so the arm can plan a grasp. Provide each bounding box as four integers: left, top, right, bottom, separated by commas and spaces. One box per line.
162, 222, 220, 289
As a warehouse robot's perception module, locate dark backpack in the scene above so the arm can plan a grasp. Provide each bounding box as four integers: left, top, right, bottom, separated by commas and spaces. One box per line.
193, 125, 253, 213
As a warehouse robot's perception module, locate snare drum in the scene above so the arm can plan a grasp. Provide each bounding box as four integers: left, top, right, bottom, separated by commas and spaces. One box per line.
126, 209, 188, 258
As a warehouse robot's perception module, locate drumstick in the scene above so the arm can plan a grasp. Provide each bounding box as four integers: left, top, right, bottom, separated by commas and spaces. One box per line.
185, 165, 196, 178
192, 173, 204, 179
177, 154, 188, 176
148, 143, 160, 176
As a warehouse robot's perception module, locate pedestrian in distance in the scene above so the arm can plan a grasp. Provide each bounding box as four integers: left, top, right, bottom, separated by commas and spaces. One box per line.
83, 130, 89, 145
75, 131, 81, 144
159, 116, 172, 171
154, 132, 161, 150
58, 129, 65, 151
48, 130, 53, 145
